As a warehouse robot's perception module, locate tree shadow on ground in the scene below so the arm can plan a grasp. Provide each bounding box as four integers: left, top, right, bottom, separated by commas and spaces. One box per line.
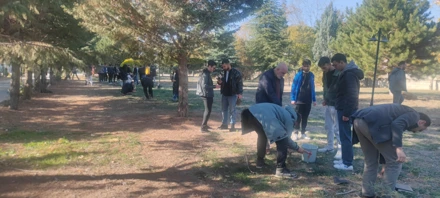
0, 153, 355, 197
0, 80, 212, 142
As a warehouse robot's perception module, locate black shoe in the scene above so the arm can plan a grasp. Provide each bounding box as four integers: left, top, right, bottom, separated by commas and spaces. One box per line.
256, 159, 266, 169
229, 125, 236, 132
201, 125, 210, 133
217, 125, 228, 130
275, 168, 297, 179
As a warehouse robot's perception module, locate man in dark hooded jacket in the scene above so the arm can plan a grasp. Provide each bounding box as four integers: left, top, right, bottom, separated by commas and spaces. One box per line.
388, 61, 407, 104
331, 53, 364, 171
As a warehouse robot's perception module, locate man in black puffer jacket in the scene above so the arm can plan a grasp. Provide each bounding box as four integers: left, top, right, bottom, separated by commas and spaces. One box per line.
331, 53, 364, 171
197, 60, 220, 132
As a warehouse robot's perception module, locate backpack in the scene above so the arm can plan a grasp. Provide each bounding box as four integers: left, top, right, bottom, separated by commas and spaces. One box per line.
145, 66, 150, 75
196, 74, 204, 96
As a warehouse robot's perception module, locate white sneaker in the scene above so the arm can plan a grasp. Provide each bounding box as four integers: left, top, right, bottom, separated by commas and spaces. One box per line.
334, 164, 353, 171
292, 133, 299, 140
334, 149, 342, 159
300, 134, 310, 140
333, 159, 343, 164
318, 147, 334, 153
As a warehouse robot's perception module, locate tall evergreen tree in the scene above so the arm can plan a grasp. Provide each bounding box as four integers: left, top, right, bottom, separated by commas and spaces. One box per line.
249, 0, 289, 71
332, 0, 438, 78
72, 0, 263, 117
312, 2, 342, 60
0, 0, 93, 109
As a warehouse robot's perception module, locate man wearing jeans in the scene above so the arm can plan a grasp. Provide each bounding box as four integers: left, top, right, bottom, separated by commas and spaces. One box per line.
352, 104, 430, 197
317, 57, 341, 155
217, 59, 243, 132
331, 53, 364, 171
241, 103, 310, 179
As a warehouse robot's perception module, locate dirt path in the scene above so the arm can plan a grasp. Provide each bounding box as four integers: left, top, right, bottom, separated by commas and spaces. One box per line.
0, 80, 267, 198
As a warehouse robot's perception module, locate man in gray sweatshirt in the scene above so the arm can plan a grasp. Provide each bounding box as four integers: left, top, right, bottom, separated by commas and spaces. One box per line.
388, 61, 407, 104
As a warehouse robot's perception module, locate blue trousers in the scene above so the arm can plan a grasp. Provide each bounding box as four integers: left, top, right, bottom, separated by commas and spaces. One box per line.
337, 109, 356, 166
221, 95, 237, 125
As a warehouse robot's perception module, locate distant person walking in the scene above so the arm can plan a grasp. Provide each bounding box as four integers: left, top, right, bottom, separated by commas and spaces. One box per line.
72, 67, 80, 80
388, 61, 407, 104
172, 67, 179, 102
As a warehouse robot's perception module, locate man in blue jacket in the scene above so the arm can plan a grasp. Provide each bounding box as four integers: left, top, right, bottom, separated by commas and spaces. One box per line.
291, 59, 316, 140
256, 63, 288, 106
241, 103, 310, 179
331, 53, 364, 171
352, 104, 430, 197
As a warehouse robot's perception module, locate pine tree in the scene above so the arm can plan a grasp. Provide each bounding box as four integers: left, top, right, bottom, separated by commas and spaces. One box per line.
249, 0, 289, 71
332, 0, 438, 79
71, 0, 264, 116
312, 2, 342, 60
0, 0, 94, 109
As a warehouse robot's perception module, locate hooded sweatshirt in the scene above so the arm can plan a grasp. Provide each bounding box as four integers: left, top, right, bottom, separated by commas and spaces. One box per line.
335, 61, 364, 117
388, 67, 407, 92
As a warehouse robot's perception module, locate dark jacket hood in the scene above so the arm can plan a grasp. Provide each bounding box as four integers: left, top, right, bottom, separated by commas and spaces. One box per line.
343, 61, 364, 80
390, 67, 402, 75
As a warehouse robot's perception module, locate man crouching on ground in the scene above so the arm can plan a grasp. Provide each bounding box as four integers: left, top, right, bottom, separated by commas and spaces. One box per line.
241, 103, 311, 179
352, 104, 430, 197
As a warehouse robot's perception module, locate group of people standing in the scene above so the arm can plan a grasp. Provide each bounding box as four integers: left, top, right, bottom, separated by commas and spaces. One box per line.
210, 53, 430, 198
196, 59, 243, 132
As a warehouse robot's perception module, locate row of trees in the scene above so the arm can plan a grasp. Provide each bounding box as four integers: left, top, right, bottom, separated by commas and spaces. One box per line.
0, 0, 266, 116
234, 0, 440, 85
1, 0, 439, 116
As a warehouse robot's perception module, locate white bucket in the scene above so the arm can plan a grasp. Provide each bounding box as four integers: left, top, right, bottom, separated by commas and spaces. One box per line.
301, 143, 318, 163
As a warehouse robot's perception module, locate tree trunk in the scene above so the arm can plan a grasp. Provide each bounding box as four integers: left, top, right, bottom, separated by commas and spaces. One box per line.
177, 53, 189, 117
23, 68, 33, 100
9, 62, 20, 110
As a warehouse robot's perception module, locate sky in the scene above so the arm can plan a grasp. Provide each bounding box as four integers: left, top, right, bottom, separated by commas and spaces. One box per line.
285, 0, 440, 27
